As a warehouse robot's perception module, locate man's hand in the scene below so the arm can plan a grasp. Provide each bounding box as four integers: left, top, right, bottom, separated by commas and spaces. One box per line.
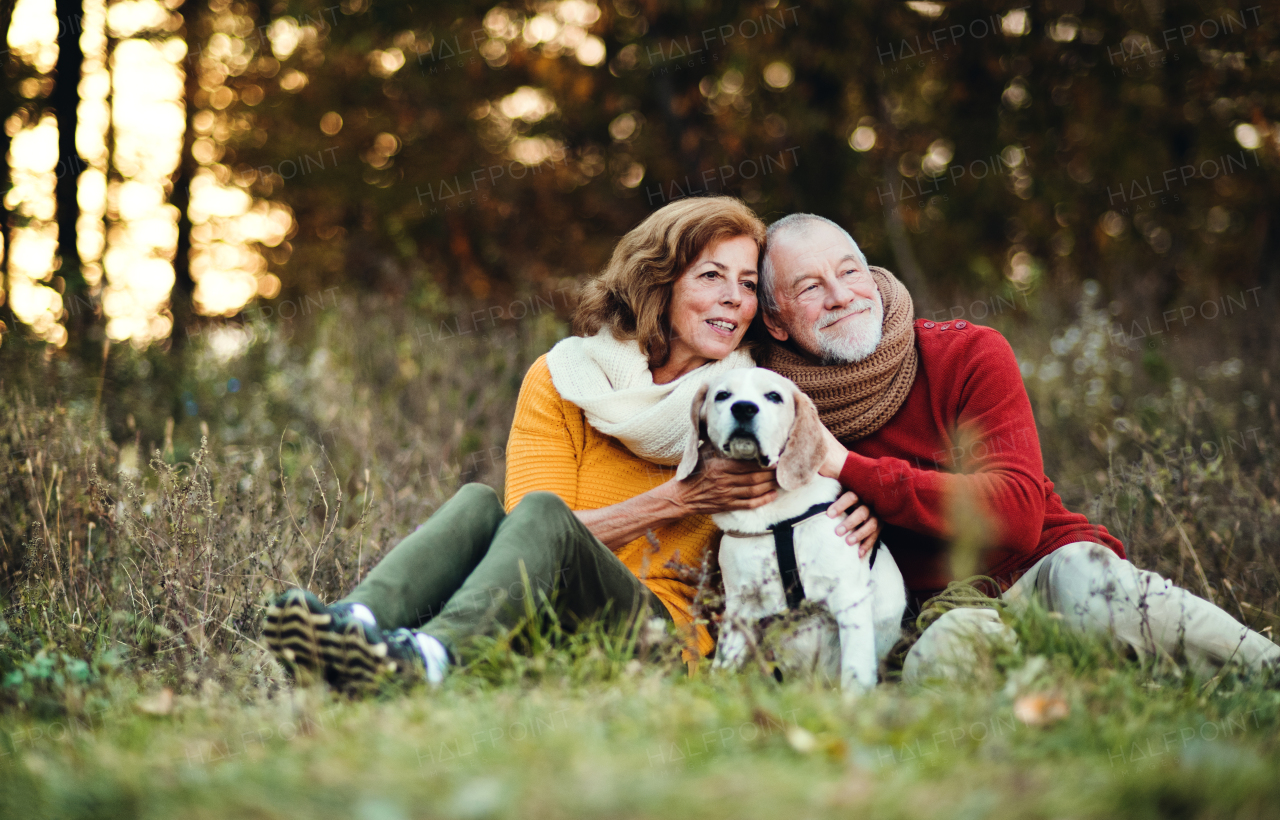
816, 421, 849, 480
816, 425, 880, 557
826, 491, 881, 558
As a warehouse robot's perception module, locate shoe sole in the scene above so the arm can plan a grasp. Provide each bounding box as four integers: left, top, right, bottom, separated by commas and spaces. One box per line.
263, 589, 397, 693
263, 589, 329, 680
331, 619, 400, 691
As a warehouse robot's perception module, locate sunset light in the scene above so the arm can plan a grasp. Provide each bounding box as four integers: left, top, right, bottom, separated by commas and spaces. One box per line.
3, 0, 294, 346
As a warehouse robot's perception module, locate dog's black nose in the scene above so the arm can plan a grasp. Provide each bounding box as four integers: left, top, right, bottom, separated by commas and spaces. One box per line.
731, 401, 758, 421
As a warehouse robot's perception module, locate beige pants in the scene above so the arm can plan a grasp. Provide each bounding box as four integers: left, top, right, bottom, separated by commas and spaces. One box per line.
903, 542, 1280, 684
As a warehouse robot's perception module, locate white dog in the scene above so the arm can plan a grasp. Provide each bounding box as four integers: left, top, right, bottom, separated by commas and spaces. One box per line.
677, 368, 906, 691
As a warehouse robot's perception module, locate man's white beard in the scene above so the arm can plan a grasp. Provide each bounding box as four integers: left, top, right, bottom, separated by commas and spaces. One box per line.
814, 295, 883, 364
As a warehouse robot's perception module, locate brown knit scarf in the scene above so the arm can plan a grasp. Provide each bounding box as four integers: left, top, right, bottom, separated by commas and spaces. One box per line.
760, 266, 918, 443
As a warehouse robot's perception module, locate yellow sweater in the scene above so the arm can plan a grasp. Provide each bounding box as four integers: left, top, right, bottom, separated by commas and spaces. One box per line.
504, 354, 717, 658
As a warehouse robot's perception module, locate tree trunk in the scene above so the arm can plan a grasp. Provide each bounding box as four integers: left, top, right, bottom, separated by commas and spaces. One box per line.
0, 0, 17, 335
168, 4, 202, 350
52, 0, 86, 350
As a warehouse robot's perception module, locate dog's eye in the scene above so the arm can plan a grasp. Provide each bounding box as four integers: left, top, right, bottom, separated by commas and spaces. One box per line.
714, 391, 731, 402
764, 391, 784, 404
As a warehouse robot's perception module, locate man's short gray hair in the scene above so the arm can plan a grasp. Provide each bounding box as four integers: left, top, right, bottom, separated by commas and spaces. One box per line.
759, 214, 868, 315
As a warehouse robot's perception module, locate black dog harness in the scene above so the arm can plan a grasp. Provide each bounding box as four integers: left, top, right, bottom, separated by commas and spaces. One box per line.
724, 502, 880, 610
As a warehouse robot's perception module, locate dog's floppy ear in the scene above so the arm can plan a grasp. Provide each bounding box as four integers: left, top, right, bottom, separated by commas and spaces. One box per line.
776, 388, 826, 491
675, 381, 711, 481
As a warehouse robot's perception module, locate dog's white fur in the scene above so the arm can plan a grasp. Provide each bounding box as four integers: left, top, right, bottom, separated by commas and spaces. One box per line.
677, 368, 906, 691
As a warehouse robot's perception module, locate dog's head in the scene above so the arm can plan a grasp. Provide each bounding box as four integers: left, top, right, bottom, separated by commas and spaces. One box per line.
675, 368, 827, 491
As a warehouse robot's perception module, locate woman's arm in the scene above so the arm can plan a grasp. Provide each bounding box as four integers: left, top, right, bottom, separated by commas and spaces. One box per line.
505, 357, 585, 512
575, 458, 778, 550
507, 357, 778, 551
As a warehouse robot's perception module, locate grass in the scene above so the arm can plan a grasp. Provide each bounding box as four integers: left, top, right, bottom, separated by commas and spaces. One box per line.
1, 283, 1279, 818
1, 642, 1277, 819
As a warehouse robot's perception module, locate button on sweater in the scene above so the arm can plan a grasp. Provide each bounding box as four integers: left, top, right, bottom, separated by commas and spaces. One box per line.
505, 355, 718, 657
835, 319, 1125, 594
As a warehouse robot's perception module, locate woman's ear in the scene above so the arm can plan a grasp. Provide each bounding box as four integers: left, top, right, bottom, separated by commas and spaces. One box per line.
675, 382, 710, 480
776, 388, 826, 491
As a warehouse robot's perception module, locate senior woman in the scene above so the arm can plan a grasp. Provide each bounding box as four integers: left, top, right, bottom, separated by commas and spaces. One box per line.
264, 196, 879, 690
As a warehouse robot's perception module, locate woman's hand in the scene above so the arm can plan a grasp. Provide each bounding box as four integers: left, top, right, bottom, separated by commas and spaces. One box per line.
580, 457, 776, 551
826, 491, 881, 558
667, 456, 778, 516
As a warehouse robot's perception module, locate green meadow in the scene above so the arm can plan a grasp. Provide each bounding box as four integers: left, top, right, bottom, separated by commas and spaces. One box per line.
3, 292, 1278, 819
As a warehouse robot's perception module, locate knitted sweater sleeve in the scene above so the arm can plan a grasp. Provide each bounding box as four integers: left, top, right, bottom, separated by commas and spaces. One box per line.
837, 329, 1047, 558
504, 355, 583, 513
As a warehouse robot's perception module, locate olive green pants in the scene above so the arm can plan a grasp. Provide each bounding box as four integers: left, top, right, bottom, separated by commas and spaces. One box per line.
339, 483, 671, 662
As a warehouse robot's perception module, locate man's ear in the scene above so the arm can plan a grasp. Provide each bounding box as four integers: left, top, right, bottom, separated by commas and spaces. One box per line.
775, 388, 825, 491
675, 381, 710, 480
761, 310, 789, 342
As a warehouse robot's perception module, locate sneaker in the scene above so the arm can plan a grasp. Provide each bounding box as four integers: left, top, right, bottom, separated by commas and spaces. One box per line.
264, 589, 390, 690
381, 629, 426, 677
326, 609, 394, 692
382, 629, 450, 686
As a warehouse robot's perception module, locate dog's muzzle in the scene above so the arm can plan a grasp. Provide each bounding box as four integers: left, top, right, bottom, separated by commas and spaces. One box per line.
725, 433, 760, 461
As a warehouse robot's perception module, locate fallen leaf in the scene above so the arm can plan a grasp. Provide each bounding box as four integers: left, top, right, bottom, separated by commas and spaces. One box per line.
136, 687, 174, 715
821, 736, 849, 762
786, 725, 818, 754
1014, 693, 1069, 726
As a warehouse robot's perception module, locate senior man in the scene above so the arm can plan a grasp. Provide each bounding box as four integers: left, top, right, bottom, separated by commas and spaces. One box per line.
756, 212, 1279, 682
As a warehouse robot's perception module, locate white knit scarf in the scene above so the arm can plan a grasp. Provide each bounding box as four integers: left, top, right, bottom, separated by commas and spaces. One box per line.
545, 330, 754, 465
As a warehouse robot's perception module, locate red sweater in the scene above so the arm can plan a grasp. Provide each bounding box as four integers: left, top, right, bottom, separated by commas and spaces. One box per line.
830, 319, 1125, 595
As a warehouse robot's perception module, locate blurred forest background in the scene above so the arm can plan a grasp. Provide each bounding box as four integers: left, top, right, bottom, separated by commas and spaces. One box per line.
3, 0, 1280, 699
1, 0, 1276, 350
